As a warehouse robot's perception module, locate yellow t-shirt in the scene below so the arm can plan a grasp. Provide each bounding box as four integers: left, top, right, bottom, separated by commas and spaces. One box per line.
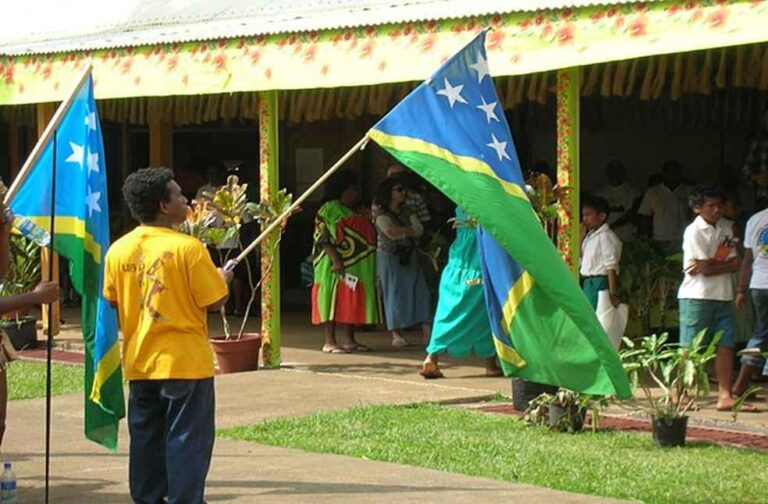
103, 225, 228, 380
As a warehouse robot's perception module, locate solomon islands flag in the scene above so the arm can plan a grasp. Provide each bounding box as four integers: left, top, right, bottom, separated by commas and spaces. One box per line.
10, 74, 125, 449
368, 30, 630, 397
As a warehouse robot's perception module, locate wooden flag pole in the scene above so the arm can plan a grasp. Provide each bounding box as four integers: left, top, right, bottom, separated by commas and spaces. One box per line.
226, 135, 369, 271
3, 63, 92, 206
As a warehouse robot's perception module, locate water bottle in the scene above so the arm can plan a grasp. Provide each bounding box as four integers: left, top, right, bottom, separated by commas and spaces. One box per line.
3, 208, 50, 247
0, 461, 17, 503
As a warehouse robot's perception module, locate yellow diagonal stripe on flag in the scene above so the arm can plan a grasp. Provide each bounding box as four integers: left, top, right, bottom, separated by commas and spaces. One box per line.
368, 130, 530, 202
89, 343, 121, 404
28, 216, 101, 261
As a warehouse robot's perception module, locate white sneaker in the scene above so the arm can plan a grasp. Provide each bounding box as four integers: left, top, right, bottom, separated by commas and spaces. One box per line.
738, 348, 766, 357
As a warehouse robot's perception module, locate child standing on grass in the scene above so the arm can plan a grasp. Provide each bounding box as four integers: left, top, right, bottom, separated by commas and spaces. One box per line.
580, 196, 622, 310
678, 186, 758, 412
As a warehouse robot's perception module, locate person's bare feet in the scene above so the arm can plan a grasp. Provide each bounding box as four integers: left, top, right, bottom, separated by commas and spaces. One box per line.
485, 358, 503, 377
716, 398, 759, 412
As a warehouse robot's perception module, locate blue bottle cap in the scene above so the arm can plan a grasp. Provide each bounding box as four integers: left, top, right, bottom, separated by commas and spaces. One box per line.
3, 462, 9, 469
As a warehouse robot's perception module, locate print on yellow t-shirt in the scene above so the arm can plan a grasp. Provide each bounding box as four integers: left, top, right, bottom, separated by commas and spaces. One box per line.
104, 226, 228, 381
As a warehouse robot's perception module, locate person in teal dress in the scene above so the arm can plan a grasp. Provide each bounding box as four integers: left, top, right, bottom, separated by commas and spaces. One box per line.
419, 208, 502, 379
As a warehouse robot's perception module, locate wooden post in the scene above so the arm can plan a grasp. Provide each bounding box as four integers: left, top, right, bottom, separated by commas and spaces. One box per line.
556, 68, 581, 278
149, 119, 173, 167
36, 103, 60, 335
258, 91, 281, 368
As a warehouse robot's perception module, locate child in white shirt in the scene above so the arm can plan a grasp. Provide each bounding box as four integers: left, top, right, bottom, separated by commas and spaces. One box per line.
678, 186, 757, 412
580, 196, 622, 310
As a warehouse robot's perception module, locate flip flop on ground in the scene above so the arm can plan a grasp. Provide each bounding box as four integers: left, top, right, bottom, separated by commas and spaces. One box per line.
322, 345, 349, 354
343, 343, 372, 353
419, 361, 444, 379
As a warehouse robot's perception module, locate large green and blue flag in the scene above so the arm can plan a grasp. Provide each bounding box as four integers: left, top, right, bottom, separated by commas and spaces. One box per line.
368, 31, 630, 397
9, 74, 125, 449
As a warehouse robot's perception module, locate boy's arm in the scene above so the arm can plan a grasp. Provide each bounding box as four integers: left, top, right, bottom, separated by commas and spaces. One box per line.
735, 248, 754, 309
687, 257, 740, 276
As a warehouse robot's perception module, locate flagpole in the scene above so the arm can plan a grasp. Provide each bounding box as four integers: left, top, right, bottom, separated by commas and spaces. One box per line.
226, 135, 369, 270
3, 63, 92, 206
44, 130, 57, 504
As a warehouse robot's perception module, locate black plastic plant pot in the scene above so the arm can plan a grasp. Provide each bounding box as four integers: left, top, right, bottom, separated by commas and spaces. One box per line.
0, 316, 38, 351
652, 415, 688, 447
548, 404, 585, 432
512, 378, 557, 412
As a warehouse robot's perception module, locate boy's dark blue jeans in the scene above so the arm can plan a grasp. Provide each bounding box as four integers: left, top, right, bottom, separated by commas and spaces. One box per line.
128, 378, 215, 504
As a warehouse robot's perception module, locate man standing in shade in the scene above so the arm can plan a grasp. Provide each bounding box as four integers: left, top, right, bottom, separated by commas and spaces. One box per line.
104, 168, 231, 504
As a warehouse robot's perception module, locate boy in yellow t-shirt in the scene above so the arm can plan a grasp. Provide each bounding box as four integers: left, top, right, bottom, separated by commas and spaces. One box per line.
104, 168, 230, 504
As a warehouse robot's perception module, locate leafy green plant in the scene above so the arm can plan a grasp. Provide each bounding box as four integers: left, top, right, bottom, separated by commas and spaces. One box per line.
619, 241, 681, 334
524, 388, 609, 433
178, 175, 295, 339
620, 330, 718, 419
0, 234, 41, 303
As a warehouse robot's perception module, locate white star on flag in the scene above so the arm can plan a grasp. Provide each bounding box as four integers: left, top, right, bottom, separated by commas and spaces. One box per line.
87, 150, 100, 174
436, 78, 468, 108
65, 142, 85, 169
486, 133, 511, 161
84, 108, 97, 131
85, 185, 101, 217
477, 97, 499, 123
470, 53, 490, 83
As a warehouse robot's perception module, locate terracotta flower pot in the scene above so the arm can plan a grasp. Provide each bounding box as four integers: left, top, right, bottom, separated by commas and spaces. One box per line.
209, 333, 261, 374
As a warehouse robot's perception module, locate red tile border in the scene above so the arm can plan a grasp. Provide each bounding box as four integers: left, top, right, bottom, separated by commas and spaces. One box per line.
477, 404, 768, 451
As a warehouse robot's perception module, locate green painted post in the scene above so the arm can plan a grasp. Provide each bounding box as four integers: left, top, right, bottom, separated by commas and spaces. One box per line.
258, 91, 281, 368
556, 68, 581, 278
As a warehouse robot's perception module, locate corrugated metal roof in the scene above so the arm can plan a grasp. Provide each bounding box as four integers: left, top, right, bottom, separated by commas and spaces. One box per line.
0, 0, 654, 56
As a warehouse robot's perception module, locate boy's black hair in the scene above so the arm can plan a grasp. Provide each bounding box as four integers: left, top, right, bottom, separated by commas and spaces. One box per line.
323, 169, 358, 203
688, 185, 724, 209
582, 195, 610, 216
122, 167, 175, 223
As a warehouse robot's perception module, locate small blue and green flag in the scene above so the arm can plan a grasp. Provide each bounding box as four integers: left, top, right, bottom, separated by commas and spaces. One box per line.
368, 31, 630, 397
9, 74, 125, 449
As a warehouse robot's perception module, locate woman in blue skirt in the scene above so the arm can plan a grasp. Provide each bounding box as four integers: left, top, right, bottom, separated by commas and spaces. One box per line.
419, 208, 501, 379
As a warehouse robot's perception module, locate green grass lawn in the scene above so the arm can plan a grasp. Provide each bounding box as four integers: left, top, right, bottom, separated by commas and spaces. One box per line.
220, 403, 766, 504
7, 360, 83, 400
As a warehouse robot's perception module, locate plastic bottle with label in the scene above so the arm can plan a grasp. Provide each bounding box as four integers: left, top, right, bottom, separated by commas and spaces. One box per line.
0, 461, 18, 503
3, 208, 50, 247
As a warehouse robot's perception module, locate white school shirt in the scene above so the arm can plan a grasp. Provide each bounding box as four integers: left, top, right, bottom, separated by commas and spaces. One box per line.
638, 183, 691, 242
677, 216, 736, 301
580, 224, 622, 276
743, 208, 768, 289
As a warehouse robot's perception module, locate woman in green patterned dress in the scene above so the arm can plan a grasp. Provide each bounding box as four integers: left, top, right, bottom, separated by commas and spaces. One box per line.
312, 170, 378, 353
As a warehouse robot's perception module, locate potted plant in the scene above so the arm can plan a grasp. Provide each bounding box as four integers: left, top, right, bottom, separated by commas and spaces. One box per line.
619, 241, 681, 336
0, 234, 42, 350
510, 173, 570, 409
620, 330, 718, 447
524, 388, 609, 433
179, 175, 294, 373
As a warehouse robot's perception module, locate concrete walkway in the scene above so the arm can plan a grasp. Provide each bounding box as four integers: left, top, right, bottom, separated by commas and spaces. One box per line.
8, 308, 765, 502
2, 311, 636, 503
5, 368, 624, 503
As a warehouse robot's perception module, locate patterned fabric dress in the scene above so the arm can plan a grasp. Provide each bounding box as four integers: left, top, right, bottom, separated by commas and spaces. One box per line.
426, 208, 496, 358
311, 200, 378, 325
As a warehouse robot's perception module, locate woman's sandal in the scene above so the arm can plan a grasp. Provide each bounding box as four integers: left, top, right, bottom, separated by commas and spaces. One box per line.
343, 343, 372, 353
419, 361, 444, 379
322, 345, 349, 354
